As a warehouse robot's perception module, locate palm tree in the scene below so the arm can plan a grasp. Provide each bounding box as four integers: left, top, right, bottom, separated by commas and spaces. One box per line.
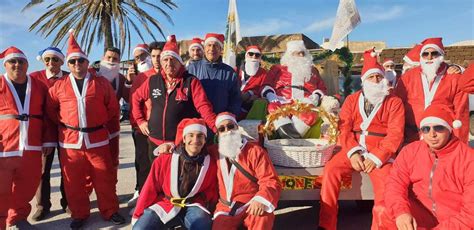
22, 0, 177, 54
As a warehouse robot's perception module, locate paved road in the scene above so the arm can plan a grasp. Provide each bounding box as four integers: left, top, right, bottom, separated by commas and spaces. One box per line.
27, 122, 372, 229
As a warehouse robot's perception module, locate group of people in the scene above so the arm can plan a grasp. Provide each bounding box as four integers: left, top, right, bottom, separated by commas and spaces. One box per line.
0, 28, 473, 230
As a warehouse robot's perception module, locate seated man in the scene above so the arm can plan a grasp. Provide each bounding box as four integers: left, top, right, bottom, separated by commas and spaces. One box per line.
132, 118, 218, 229
211, 112, 281, 230
261, 40, 327, 138
383, 104, 474, 229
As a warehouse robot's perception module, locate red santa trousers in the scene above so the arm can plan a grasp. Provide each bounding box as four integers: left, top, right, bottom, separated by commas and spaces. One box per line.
109, 136, 119, 183
212, 211, 275, 230
319, 152, 391, 230
59, 144, 119, 220
0, 151, 41, 228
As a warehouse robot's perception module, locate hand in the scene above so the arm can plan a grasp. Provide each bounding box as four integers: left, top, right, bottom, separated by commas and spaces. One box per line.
395, 213, 417, 230
447, 65, 461, 74
246, 200, 266, 216
350, 152, 366, 172
156, 143, 174, 155
363, 158, 376, 173
138, 122, 150, 136
42, 147, 54, 156
127, 64, 136, 82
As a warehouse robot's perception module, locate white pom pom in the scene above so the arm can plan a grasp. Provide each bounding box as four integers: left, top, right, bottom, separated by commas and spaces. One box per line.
452, 120, 462, 129
167, 35, 172, 41
68, 29, 75, 34
371, 52, 377, 57
36, 55, 42, 61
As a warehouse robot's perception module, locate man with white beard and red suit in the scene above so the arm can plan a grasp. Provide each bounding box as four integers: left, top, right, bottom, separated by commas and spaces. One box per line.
211, 112, 281, 230
131, 118, 218, 229
382, 58, 398, 87
0, 46, 56, 229
238, 45, 267, 119
318, 48, 405, 230
395, 37, 469, 144
29, 46, 70, 221
46, 30, 125, 229
261, 40, 327, 139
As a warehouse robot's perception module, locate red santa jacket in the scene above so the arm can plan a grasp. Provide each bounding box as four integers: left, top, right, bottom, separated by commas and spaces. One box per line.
385, 137, 474, 229
238, 67, 267, 96
338, 91, 405, 167
261, 64, 327, 100
458, 63, 474, 93
46, 72, 120, 149
395, 65, 469, 143
210, 140, 281, 218
29, 69, 69, 88
129, 68, 157, 129
0, 74, 56, 157
132, 152, 218, 224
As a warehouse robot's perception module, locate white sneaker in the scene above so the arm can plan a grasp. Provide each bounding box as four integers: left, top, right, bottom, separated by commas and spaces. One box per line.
127, 190, 139, 207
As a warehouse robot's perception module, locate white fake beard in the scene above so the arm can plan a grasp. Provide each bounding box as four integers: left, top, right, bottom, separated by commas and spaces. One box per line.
385, 70, 397, 84
218, 130, 243, 159
98, 60, 120, 82
363, 79, 390, 105
420, 56, 444, 82
137, 56, 153, 72
244, 58, 260, 76
281, 52, 313, 83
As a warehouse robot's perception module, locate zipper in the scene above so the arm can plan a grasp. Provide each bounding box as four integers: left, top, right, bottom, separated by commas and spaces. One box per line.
428, 150, 438, 216
162, 92, 169, 140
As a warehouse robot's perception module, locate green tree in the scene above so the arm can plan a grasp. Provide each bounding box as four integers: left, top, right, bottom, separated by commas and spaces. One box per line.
22, 0, 177, 54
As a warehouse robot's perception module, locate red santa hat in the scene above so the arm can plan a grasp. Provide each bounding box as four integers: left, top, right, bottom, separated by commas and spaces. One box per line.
286, 40, 307, 53
361, 48, 385, 81
382, 58, 394, 67
215, 112, 237, 127
66, 29, 88, 62
161, 35, 183, 64
0, 46, 27, 64
204, 33, 224, 48
175, 118, 207, 145
419, 104, 461, 132
188, 37, 203, 52
246, 45, 261, 54
133, 44, 150, 55
420, 37, 445, 57
403, 44, 422, 66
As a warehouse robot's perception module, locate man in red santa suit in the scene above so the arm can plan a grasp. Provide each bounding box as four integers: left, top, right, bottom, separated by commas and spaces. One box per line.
131, 118, 218, 229
261, 40, 327, 138
318, 48, 405, 230
395, 37, 469, 144
0, 46, 56, 229
382, 104, 474, 230
29, 47, 70, 221
238, 45, 267, 119
382, 58, 398, 87
185, 37, 204, 67
46, 30, 125, 229
211, 112, 281, 230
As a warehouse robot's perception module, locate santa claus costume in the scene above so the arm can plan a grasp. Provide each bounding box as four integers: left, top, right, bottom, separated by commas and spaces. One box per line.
318, 48, 405, 230
382, 104, 474, 229
185, 37, 204, 67
0, 46, 56, 228
382, 58, 398, 87
132, 118, 218, 229
46, 31, 122, 225
395, 37, 469, 143
211, 112, 281, 230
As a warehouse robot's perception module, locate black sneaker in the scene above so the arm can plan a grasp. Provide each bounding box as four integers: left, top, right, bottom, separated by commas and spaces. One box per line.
109, 213, 126, 225
70, 219, 86, 230
32, 209, 50, 221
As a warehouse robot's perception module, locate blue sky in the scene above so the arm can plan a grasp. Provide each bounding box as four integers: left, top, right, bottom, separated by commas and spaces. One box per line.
0, 0, 473, 72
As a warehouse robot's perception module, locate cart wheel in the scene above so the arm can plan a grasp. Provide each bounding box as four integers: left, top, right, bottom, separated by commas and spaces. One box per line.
355, 200, 374, 212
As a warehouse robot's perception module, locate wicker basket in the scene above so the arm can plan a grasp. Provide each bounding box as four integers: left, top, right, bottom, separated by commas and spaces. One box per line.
264, 138, 336, 168
238, 120, 262, 141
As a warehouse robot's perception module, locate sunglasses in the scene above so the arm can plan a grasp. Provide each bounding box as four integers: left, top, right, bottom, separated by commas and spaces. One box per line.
44, 57, 60, 63
7, 59, 25, 65
217, 123, 237, 133
247, 52, 261, 58
420, 125, 447, 134
68, 58, 86, 65
421, 51, 440, 58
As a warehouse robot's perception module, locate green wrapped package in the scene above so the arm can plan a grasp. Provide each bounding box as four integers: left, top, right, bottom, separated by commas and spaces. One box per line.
245, 99, 268, 121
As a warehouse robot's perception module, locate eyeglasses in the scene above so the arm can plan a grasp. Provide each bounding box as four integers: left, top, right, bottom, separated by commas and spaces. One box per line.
44, 57, 60, 63
217, 123, 237, 133
421, 51, 441, 58
7, 59, 25, 65
247, 52, 261, 58
420, 125, 447, 134
68, 58, 86, 65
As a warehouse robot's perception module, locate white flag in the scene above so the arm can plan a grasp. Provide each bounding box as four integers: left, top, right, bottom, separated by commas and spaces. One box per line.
223, 0, 242, 68
327, 0, 361, 51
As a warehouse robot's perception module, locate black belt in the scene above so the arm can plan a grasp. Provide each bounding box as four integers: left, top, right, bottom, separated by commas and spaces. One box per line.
354, 131, 387, 137
61, 123, 104, 133
219, 198, 245, 216
0, 114, 42, 121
